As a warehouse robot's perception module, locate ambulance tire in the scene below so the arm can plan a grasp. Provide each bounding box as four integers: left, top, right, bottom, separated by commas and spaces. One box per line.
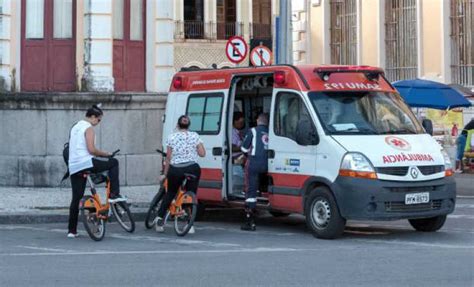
305, 187, 346, 239
408, 215, 447, 232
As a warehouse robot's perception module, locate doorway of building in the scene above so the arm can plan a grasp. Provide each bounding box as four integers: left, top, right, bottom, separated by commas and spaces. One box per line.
21, 0, 76, 92
113, 0, 146, 92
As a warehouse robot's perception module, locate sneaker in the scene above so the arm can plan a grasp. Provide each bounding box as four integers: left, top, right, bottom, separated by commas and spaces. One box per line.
454, 169, 463, 174
109, 194, 127, 203
155, 218, 164, 233
188, 226, 195, 234
240, 222, 256, 231
67, 233, 79, 238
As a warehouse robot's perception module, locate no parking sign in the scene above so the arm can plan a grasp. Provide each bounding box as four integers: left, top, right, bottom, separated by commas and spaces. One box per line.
225, 36, 248, 64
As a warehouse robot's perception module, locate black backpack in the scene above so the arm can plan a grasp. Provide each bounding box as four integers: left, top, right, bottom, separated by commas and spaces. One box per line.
61, 122, 77, 182
61, 142, 70, 181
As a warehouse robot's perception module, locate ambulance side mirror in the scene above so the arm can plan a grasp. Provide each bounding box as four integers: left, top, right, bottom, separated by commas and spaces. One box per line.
422, 119, 433, 136
295, 119, 320, 146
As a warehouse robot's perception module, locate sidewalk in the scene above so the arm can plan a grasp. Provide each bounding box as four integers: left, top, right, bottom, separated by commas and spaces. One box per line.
0, 174, 472, 224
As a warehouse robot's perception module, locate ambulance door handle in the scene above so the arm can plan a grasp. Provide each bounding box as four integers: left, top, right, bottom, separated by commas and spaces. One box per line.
267, 149, 275, 159
212, 147, 223, 156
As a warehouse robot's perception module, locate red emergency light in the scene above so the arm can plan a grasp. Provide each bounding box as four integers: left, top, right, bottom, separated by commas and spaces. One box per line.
315, 66, 384, 82
274, 71, 287, 85
172, 76, 184, 89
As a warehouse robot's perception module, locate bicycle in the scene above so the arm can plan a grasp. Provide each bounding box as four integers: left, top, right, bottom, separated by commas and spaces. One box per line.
144, 149, 198, 236
79, 150, 135, 241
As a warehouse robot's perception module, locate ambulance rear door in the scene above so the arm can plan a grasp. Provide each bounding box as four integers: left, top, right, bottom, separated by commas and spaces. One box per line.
186, 90, 228, 203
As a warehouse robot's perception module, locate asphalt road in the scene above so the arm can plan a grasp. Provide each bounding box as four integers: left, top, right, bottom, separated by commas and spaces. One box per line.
1, 198, 473, 287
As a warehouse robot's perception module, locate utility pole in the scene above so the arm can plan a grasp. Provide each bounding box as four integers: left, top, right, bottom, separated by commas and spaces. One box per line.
277, 0, 293, 64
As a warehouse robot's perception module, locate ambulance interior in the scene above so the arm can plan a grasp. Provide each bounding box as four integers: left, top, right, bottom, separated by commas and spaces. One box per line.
229, 74, 273, 201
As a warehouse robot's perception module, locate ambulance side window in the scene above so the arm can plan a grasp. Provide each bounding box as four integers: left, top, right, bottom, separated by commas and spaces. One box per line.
274, 92, 315, 143
186, 93, 224, 134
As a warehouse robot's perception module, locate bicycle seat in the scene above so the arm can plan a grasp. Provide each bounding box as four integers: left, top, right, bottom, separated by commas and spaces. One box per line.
90, 172, 109, 184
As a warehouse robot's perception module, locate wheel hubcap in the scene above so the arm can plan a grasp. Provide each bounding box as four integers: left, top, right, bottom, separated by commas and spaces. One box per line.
312, 199, 331, 228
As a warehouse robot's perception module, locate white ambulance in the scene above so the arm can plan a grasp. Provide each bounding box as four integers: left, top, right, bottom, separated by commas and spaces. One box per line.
162, 65, 456, 239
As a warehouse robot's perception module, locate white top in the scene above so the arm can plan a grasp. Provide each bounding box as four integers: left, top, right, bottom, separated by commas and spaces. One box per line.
166, 131, 203, 165
68, 120, 94, 175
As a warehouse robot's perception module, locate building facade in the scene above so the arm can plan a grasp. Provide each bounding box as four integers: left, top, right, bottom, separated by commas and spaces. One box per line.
0, 0, 279, 188
0, 0, 278, 94
302, 0, 473, 87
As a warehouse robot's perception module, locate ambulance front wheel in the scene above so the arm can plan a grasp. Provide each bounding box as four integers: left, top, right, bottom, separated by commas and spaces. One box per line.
408, 215, 447, 232
305, 187, 346, 239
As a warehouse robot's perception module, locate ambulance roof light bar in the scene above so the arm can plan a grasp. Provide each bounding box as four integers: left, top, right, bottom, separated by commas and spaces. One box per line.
315, 66, 384, 82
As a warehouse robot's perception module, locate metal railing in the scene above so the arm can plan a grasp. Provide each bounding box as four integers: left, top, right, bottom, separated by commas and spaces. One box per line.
174, 21, 244, 41
450, 0, 473, 87
384, 0, 418, 82
250, 23, 272, 39
329, 0, 358, 65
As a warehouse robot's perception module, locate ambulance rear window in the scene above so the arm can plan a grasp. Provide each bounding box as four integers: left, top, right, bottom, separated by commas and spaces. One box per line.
186, 93, 224, 134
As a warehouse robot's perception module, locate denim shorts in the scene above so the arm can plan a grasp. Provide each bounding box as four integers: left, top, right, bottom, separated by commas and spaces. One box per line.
457, 134, 467, 160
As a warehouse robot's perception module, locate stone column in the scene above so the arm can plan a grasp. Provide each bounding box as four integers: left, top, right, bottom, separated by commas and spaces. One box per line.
153, 0, 175, 93
0, 0, 12, 91
83, 0, 114, 92
292, 0, 309, 65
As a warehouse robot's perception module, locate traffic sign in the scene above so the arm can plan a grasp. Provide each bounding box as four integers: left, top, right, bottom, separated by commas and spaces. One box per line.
250, 45, 272, 66
225, 36, 248, 64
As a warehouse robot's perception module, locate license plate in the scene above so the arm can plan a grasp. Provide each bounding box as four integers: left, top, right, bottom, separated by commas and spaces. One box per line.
405, 192, 430, 205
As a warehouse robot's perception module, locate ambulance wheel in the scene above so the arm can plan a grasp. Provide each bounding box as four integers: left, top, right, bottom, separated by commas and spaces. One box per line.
305, 187, 346, 239
269, 211, 290, 218
408, 215, 447, 232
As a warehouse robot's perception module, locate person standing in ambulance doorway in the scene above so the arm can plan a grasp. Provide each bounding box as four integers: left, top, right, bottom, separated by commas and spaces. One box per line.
240, 113, 269, 231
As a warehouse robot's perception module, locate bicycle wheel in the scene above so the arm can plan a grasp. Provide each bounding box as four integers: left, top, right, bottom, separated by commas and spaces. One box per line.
145, 186, 165, 229
174, 192, 197, 236
80, 195, 106, 241
111, 201, 135, 233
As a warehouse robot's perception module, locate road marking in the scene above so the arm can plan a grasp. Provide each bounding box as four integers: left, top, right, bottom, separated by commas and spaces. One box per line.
0, 247, 304, 257
454, 203, 474, 208
448, 214, 474, 219
353, 239, 473, 249
16, 245, 72, 253
457, 196, 474, 199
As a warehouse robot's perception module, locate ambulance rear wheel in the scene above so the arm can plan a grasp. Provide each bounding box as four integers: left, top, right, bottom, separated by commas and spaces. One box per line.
305, 187, 346, 239
408, 215, 446, 232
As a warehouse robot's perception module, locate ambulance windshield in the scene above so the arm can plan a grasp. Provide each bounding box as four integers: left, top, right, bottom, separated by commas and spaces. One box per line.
308, 91, 424, 135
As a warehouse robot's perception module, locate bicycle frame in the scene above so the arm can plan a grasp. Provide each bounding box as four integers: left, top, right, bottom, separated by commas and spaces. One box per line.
82, 174, 111, 220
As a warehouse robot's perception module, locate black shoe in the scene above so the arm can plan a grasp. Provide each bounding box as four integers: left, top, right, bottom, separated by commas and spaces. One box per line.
241, 222, 256, 231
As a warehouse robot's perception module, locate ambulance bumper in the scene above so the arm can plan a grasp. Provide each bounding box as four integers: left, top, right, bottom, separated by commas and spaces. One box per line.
331, 176, 456, 220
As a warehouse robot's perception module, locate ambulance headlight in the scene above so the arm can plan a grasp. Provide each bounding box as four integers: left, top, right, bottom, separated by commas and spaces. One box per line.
339, 152, 377, 179
441, 149, 454, 176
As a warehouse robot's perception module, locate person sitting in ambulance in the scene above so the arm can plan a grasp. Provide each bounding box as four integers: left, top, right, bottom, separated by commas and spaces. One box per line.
232, 112, 245, 194
240, 113, 269, 231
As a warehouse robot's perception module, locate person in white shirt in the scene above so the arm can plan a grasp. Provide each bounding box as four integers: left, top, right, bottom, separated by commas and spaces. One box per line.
67, 105, 124, 238
155, 115, 206, 232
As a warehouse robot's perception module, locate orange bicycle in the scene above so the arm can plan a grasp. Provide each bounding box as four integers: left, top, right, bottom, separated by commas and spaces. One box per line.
145, 149, 198, 236
79, 150, 135, 241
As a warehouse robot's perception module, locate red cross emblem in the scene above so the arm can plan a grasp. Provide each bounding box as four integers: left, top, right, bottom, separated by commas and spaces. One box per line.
385, 136, 411, 151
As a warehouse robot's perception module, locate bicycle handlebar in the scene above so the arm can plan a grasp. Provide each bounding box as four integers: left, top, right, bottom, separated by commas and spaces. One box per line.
110, 149, 120, 158
156, 149, 167, 157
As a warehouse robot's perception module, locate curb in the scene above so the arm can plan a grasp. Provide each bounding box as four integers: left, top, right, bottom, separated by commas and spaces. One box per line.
0, 208, 246, 225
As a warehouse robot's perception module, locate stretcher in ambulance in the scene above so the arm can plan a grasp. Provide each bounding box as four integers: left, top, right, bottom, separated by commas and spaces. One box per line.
162, 65, 456, 239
